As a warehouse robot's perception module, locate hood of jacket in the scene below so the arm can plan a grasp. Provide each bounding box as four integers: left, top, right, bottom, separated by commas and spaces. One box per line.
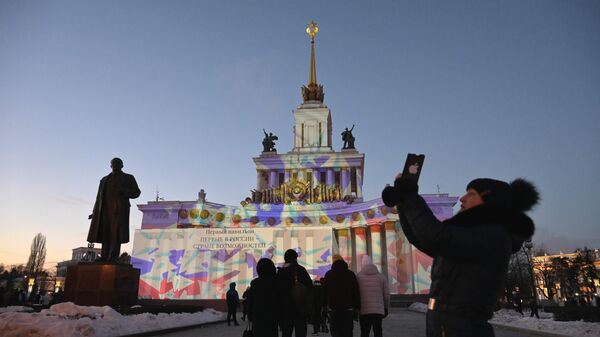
360, 255, 379, 275
444, 203, 535, 253
331, 259, 349, 272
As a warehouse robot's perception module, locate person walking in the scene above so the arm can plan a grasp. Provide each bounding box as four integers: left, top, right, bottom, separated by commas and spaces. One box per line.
241, 286, 250, 321
529, 299, 540, 319
226, 282, 240, 326
356, 255, 390, 337
248, 258, 279, 337
311, 279, 325, 335
383, 176, 539, 337
277, 249, 313, 337
513, 291, 524, 316
323, 255, 360, 337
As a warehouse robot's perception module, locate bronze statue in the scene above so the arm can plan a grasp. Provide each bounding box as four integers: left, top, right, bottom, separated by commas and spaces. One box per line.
262, 129, 278, 152
341, 125, 356, 149
87, 158, 140, 262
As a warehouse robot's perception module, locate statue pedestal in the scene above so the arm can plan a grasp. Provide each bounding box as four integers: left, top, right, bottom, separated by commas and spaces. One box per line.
64, 263, 140, 307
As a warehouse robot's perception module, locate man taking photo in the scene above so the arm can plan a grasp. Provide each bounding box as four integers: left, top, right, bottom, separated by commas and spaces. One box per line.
382, 176, 539, 337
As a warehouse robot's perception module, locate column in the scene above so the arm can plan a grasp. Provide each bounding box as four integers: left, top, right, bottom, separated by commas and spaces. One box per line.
354, 227, 367, 273
256, 170, 262, 190
326, 168, 334, 185
369, 224, 383, 273
269, 170, 277, 188
337, 229, 351, 266
384, 222, 399, 294
356, 167, 363, 198
284, 170, 290, 183
341, 168, 350, 197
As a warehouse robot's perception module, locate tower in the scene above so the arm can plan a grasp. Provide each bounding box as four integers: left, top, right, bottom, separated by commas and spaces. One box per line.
253, 21, 365, 202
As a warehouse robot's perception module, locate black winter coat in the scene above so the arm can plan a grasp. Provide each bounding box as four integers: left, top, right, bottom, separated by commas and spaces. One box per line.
397, 193, 534, 320
276, 262, 313, 319
248, 277, 279, 337
323, 260, 360, 311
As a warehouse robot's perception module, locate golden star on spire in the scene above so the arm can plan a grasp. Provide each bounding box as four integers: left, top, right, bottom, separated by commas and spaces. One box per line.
306, 20, 319, 41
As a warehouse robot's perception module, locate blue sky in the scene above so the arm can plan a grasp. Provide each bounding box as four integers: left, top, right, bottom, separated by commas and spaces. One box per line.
1, 0, 599, 266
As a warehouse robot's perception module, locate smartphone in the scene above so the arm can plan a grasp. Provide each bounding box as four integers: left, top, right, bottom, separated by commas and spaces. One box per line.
402, 153, 425, 182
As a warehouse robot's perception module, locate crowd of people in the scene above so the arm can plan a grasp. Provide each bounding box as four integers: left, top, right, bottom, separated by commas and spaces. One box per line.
228, 248, 390, 337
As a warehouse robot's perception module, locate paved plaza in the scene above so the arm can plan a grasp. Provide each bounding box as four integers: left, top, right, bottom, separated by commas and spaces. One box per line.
157, 309, 549, 337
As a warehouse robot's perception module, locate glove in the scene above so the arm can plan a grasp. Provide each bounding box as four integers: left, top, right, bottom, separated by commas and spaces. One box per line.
394, 177, 419, 195
384, 307, 389, 318
381, 178, 419, 207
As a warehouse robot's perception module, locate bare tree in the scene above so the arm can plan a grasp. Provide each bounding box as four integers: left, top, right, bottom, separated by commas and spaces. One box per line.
25, 233, 46, 279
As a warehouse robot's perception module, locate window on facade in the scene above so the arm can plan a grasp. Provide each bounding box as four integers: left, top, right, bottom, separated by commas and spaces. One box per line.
334, 170, 341, 185
320, 171, 327, 185
279, 172, 285, 186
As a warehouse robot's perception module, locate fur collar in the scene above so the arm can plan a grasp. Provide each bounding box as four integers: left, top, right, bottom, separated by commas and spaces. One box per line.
444, 204, 535, 252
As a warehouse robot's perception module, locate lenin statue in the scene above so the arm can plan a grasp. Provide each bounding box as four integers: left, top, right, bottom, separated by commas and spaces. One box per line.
87, 158, 141, 262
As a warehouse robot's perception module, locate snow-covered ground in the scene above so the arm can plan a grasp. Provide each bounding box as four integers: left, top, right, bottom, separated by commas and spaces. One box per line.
408, 302, 600, 337
0, 306, 35, 313
0, 302, 226, 337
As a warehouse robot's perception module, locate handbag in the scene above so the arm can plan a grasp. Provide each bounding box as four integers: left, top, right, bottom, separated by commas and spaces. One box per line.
242, 321, 253, 337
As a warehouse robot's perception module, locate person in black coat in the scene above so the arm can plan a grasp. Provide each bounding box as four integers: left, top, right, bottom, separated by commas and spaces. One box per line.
248, 258, 279, 337
277, 249, 313, 337
323, 255, 360, 337
226, 282, 240, 326
383, 177, 539, 337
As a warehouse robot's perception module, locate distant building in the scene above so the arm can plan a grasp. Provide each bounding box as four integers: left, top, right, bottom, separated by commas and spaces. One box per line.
533, 249, 600, 305
55, 245, 101, 291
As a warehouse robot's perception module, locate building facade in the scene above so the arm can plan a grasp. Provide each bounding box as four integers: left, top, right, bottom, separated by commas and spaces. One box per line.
131, 22, 458, 300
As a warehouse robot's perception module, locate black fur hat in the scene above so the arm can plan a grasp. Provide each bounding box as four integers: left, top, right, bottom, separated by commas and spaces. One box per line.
467, 178, 539, 212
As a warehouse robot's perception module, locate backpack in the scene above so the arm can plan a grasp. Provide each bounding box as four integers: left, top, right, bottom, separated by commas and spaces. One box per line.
290, 266, 313, 317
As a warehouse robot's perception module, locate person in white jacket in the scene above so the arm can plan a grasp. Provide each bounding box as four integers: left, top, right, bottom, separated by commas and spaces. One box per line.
356, 255, 390, 337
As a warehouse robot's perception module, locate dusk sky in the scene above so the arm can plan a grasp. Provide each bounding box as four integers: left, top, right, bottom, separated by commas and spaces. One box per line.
1, 1, 599, 268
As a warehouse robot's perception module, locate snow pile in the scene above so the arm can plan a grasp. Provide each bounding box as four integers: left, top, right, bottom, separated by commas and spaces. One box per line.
407, 303, 600, 337
0, 302, 225, 337
491, 309, 600, 337
408, 302, 428, 313
0, 306, 35, 313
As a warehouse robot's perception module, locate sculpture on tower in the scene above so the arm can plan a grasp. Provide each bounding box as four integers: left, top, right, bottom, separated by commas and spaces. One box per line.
262, 129, 278, 152
342, 125, 356, 149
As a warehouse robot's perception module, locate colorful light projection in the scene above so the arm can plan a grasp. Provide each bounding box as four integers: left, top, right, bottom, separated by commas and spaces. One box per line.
132, 227, 332, 300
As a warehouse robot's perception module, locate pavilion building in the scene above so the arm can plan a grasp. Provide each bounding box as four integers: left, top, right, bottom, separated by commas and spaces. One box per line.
131, 22, 458, 300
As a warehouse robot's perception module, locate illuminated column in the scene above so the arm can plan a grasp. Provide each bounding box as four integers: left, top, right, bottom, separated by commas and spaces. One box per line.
356, 167, 363, 198
284, 170, 290, 184
307, 168, 314, 187
326, 169, 334, 185
337, 229, 351, 265
384, 221, 400, 294
269, 170, 277, 188
370, 224, 383, 272
354, 227, 367, 273
256, 170, 263, 189
341, 168, 350, 197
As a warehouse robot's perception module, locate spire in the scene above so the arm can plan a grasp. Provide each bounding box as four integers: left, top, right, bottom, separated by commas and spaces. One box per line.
307, 21, 318, 86
302, 21, 324, 103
